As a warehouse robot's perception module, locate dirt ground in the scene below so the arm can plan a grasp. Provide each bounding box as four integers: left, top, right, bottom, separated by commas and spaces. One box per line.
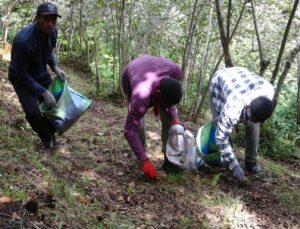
0, 61, 299, 228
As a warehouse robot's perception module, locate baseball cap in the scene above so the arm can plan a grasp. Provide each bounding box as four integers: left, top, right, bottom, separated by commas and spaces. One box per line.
36, 2, 61, 17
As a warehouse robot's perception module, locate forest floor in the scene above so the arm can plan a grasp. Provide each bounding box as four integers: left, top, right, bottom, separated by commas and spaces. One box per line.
0, 61, 300, 229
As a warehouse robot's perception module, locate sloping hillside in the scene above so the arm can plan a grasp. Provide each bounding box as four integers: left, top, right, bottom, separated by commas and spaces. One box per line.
0, 61, 299, 228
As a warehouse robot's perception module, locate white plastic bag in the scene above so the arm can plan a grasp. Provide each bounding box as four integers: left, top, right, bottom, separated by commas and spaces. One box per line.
166, 125, 204, 170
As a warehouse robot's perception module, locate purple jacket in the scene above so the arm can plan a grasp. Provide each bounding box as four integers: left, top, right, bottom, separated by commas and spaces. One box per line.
121, 55, 182, 161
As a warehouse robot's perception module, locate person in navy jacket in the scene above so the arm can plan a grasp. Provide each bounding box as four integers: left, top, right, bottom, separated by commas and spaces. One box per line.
8, 3, 66, 149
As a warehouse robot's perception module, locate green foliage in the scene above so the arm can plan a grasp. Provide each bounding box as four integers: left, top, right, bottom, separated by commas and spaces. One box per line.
260, 83, 298, 159
167, 173, 187, 184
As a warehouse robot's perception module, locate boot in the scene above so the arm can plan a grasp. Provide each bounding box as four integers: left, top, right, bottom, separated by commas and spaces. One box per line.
245, 161, 263, 174
40, 136, 54, 150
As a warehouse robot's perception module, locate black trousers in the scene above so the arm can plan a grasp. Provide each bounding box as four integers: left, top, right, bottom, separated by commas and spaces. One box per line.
11, 81, 55, 143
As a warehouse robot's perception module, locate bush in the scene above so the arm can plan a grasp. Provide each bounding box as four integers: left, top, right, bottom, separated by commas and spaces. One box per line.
260, 84, 298, 159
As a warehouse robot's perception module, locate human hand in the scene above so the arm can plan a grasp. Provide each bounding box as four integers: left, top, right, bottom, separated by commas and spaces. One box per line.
42, 90, 56, 108
171, 118, 186, 130
54, 66, 67, 81
142, 159, 157, 179
232, 164, 245, 182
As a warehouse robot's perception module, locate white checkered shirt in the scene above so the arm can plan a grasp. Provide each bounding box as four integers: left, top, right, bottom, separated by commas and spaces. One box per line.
210, 67, 274, 170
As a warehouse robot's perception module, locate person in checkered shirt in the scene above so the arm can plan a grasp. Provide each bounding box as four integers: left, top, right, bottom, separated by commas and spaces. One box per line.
210, 67, 274, 182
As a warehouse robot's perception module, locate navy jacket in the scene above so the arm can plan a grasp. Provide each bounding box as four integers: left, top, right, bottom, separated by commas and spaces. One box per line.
8, 22, 57, 96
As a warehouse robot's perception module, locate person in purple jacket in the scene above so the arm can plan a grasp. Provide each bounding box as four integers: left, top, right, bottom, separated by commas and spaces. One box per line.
122, 55, 183, 180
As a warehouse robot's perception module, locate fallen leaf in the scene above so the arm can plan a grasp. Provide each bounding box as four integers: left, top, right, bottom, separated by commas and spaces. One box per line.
11, 212, 20, 221
249, 192, 261, 201
117, 195, 124, 201
0, 196, 13, 204
74, 193, 90, 205
144, 213, 154, 221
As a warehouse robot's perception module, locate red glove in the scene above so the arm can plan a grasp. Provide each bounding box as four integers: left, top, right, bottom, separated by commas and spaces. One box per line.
142, 159, 157, 179
171, 118, 181, 125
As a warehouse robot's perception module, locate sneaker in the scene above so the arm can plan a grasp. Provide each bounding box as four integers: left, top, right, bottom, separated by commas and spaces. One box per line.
245, 161, 263, 174
162, 158, 184, 174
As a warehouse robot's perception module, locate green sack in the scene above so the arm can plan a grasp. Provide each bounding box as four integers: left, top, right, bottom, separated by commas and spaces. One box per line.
40, 78, 93, 135
196, 121, 224, 167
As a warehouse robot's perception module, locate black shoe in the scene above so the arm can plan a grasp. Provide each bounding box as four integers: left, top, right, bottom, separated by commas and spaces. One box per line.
40, 136, 54, 150
53, 135, 60, 146
162, 158, 184, 174
245, 161, 263, 174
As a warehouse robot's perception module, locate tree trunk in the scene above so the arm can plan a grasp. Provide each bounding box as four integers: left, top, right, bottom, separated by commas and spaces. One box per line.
192, 1, 247, 122
94, 33, 100, 97
215, 0, 234, 67
181, 0, 200, 103
85, 39, 90, 68
226, 0, 231, 42
2, 0, 18, 44
56, 40, 61, 63
118, 0, 125, 94
270, 0, 299, 84
192, 0, 214, 115
297, 52, 300, 125
68, 1, 75, 59
109, 0, 118, 92
273, 43, 300, 107
192, 54, 223, 122
79, 0, 84, 53
250, 0, 269, 76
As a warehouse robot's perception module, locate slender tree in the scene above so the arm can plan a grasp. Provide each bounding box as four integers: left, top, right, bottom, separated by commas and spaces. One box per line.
181, 0, 200, 102
273, 43, 300, 107
94, 33, 100, 97
2, 0, 18, 44
270, 0, 299, 84
297, 52, 300, 125
118, 0, 125, 94
250, 0, 269, 76
215, 0, 234, 67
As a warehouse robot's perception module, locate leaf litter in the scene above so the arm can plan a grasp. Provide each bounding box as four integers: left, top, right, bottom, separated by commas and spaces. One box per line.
0, 63, 299, 228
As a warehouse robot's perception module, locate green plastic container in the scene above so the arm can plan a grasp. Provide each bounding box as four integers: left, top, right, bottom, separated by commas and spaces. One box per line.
196, 121, 223, 167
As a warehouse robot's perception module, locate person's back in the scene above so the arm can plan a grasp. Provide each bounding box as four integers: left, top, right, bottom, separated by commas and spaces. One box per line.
122, 55, 181, 99
210, 67, 274, 116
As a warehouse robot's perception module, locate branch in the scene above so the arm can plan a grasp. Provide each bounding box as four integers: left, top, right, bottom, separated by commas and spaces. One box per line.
250, 0, 269, 76
226, 0, 232, 43
270, 0, 299, 84
273, 43, 300, 107
215, 0, 234, 67
229, 0, 247, 41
